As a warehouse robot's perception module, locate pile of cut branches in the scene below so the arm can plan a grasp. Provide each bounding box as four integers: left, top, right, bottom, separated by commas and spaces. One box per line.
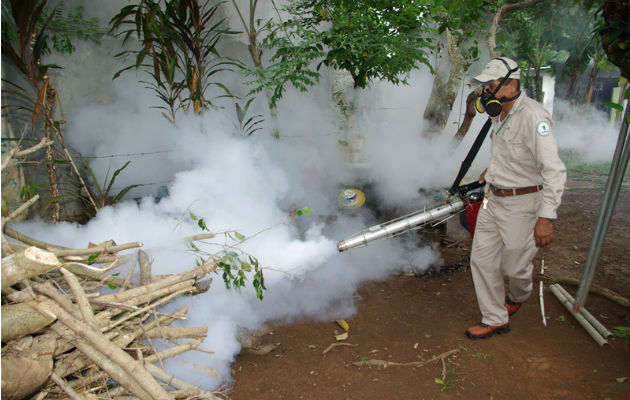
1, 232, 225, 400
1, 240, 225, 399
2, 141, 226, 400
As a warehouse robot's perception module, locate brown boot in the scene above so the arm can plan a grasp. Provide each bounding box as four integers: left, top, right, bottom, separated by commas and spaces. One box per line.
466, 323, 510, 339
505, 297, 522, 316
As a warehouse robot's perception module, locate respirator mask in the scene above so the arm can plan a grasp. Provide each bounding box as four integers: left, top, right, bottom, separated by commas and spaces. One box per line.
474, 58, 521, 117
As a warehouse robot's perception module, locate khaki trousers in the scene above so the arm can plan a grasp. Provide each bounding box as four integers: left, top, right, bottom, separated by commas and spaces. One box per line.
470, 191, 542, 326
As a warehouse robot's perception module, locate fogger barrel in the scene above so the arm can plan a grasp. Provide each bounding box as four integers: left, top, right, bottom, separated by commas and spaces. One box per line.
337, 198, 465, 252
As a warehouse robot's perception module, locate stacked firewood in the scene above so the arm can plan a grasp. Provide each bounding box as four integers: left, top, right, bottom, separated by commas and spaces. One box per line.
1, 235, 225, 400
1, 234, 227, 400
0, 137, 228, 399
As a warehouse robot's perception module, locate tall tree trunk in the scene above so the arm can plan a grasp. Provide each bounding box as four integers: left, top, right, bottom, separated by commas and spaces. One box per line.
535, 67, 543, 102
422, 29, 465, 137
565, 59, 581, 104
582, 64, 600, 106
453, 86, 482, 142
44, 78, 60, 222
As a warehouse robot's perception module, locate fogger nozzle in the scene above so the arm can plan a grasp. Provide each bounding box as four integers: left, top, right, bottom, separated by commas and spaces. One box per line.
337, 198, 465, 252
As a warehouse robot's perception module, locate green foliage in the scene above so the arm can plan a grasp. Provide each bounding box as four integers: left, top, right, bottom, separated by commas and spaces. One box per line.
110, 0, 241, 122
249, 0, 435, 107
430, 0, 496, 66
188, 205, 313, 300
611, 326, 630, 340
235, 97, 264, 136
434, 368, 465, 391
78, 158, 141, 217
40, 3, 103, 54
20, 179, 39, 202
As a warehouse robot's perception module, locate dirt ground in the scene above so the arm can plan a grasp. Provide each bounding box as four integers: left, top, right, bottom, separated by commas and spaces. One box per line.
229, 175, 630, 400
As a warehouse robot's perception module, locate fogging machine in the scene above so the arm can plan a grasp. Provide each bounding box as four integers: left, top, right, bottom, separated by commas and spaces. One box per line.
337, 118, 493, 252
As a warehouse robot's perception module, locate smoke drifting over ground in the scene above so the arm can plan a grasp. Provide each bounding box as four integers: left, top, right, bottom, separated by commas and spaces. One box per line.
12, 4, 621, 390
16, 35, 446, 389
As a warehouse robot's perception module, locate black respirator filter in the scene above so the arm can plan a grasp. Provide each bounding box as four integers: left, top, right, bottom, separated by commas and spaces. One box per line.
475, 92, 503, 117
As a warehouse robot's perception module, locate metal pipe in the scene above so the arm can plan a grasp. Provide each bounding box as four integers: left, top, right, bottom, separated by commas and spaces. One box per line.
549, 284, 608, 346
337, 198, 465, 252
573, 100, 630, 310
555, 284, 612, 338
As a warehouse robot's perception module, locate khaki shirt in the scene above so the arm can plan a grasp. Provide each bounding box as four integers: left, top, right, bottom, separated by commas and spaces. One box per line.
485, 93, 566, 219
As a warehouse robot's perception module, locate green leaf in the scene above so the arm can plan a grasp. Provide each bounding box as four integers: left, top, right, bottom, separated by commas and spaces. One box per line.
234, 232, 245, 240
303, 206, 312, 214
87, 252, 101, 264
107, 283, 118, 290
198, 218, 208, 231
603, 101, 624, 112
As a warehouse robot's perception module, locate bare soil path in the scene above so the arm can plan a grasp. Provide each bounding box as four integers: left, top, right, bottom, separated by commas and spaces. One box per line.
229, 178, 630, 400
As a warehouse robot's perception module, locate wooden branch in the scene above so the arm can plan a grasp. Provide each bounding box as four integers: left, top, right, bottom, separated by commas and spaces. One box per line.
144, 363, 222, 400
1, 301, 57, 342
2, 194, 40, 229
2, 225, 71, 251
185, 233, 217, 241
542, 275, 629, 308
488, 0, 546, 57
60, 267, 99, 329
1, 247, 61, 289
50, 373, 84, 400
143, 326, 208, 340
51, 122, 99, 211
351, 348, 460, 368
53, 242, 143, 257
322, 342, 358, 355
138, 249, 152, 286
56, 310, 185, 381
0, 136, 54, 171
95, 261, 217, 305
35, 298, 173, 400
96, 279, 195, 312
144, 338, 204, 364
103, 287, 194, 332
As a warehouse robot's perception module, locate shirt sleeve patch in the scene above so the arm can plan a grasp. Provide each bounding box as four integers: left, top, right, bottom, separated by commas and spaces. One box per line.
536, 121, 551, 136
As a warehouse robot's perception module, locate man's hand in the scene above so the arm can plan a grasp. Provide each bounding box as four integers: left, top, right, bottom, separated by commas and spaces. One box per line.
534, 217, 554, 247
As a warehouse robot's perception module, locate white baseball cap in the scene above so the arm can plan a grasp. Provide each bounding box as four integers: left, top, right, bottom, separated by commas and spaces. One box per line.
472, 57, 520, 84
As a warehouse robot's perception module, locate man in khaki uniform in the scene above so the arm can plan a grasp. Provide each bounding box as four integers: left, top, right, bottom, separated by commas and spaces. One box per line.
466, 57, 566, 339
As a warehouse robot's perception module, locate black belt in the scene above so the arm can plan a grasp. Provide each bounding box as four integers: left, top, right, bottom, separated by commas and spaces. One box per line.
490, 184, 543, 197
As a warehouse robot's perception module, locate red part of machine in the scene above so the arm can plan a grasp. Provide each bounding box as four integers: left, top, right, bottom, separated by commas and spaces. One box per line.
462, 200, 483, 239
